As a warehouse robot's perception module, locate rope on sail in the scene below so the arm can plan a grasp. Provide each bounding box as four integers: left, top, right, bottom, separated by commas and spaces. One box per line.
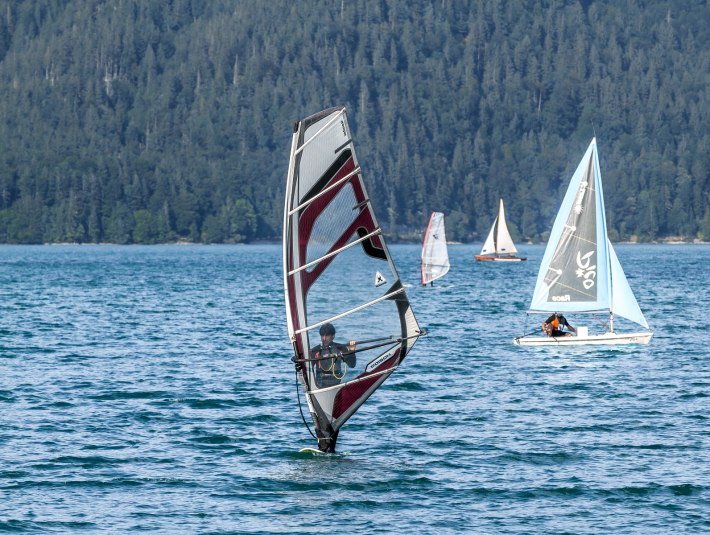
294, 370, 318, 441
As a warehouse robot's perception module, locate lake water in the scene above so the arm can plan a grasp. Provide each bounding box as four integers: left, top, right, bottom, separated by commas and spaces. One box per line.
1, 243, 707, 533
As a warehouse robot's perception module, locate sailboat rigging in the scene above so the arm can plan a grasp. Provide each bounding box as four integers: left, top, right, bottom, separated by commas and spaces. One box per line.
475, 199, 526, 262
421, 212, 450, 286
513, 138, 653, 346
283, 107, 425, 452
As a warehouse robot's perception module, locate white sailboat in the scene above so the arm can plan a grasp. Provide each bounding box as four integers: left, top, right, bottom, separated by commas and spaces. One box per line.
475, 199, 526, 261
421, 212, 450, 285
513, 138, 653, 346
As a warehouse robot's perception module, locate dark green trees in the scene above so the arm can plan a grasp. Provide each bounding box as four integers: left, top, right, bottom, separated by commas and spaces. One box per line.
0, 0, 705, 243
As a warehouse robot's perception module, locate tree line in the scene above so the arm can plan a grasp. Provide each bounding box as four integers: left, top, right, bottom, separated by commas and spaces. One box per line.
0, 0, 706, 244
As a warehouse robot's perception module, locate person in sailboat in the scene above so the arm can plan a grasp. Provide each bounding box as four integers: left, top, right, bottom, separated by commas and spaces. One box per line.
310, 323, 357, 388
542, 313, 577, 337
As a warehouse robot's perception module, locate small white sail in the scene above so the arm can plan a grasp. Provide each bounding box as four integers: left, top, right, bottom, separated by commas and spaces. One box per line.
495, 199, 518, 254
480, 219, 497, 255
421, 212, 450, 285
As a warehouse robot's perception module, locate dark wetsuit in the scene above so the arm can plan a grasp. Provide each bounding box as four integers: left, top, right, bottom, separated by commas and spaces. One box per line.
544, 313, 573, 337
310, 343, 357, 389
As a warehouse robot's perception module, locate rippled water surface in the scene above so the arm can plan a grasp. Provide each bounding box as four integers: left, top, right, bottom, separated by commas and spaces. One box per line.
1, 244, 707, 533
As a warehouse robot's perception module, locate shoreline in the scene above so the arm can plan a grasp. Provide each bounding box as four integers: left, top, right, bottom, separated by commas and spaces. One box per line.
0, 239, 705, 247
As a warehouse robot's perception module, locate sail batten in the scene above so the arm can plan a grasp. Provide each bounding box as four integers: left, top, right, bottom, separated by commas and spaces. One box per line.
295, 108, 346, 155
283, 106, 423, 452
288, 228, 382, 275
293, 287, 407, 335
288, 166, 362, 215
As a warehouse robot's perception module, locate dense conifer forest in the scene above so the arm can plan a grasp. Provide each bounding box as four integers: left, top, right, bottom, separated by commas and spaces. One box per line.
0, 0, 706, 244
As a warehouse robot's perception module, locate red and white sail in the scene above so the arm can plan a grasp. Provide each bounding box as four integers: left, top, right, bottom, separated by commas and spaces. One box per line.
283, 107, 423, 451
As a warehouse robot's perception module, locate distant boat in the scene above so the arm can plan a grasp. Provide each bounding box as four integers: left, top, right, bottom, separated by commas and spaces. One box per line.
421, 212, 450, 286
283, 107, 425, 452
475, 199, 526, 262
513, 138, 653, 346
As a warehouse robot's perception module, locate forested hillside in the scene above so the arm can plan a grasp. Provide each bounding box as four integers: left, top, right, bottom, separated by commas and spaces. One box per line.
0, 0, 707, 243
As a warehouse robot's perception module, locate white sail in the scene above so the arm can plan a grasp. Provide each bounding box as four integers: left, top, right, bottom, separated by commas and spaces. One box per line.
529, 138, 611, 313
609, 241, 649, 329
495, 199, 518, 254
480, 218, 497, 255
421, 212, 450, 285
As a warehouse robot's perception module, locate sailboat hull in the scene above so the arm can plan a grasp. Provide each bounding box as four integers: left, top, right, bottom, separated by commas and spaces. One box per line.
512, 331, 653, 346
475, 255, 526, 262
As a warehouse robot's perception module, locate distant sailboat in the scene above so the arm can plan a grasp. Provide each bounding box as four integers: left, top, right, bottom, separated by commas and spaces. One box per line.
421, 212, 450, 286
513, 138, 653, 346
283, 107, 425, 452
475, 199, 526, 262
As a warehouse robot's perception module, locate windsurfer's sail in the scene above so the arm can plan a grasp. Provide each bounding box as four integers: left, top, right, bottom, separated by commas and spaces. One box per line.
475, 199, 526, 261
514, 138, 652, 346
421, 212, 450, 285
283, 107, 424, 451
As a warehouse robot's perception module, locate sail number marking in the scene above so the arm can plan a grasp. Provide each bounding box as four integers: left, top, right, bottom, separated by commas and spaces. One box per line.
576, 250, 596, 289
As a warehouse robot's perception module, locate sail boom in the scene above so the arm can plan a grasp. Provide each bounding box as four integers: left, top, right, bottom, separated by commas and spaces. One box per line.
288, 228, 382, 275
527, 308, 611, 315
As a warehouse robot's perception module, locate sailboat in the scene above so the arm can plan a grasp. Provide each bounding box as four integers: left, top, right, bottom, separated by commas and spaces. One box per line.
513, 138, 653, 346
421, 212, 450, 285
475, 199, 526, 261
283, 107, 425, 452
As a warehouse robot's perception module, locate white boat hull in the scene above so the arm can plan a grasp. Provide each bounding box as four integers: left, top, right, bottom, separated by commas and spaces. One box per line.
513, 331, 653, 346
474, 255, 526, 262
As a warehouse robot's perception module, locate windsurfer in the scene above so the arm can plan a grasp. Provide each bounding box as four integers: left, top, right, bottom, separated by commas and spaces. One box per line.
542, 313, 577, 337
311, 323, 357, 388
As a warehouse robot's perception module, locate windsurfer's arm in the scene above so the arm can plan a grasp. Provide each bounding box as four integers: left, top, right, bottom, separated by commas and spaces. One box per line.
339, 343, 356, 367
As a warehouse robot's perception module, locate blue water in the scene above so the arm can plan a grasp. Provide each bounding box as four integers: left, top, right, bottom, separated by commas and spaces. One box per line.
1, 244, 707, 533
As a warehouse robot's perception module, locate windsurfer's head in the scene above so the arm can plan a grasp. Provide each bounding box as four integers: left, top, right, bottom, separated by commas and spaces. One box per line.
319, 323, 336, 347
319, 323, 336, 336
